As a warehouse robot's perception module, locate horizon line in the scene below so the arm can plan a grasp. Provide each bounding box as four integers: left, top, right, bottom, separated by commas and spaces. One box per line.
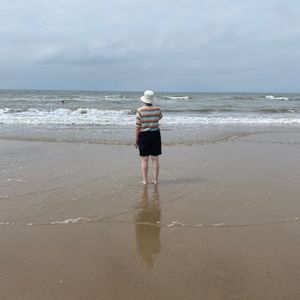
0, 87, 299, 94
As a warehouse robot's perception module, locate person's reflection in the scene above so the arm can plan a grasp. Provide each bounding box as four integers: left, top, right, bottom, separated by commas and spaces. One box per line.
135, 185, 161, 268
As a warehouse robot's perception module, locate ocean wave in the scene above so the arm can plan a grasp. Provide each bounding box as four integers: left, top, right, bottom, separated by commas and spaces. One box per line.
50, 217, 90, 225
1, 108, 30, 113
257, 108, 297, 113
1, 107, 300, 125
264, 95, 289, 101
0, 95, 133, 103
152, 108, 299, 114
2, 215, 300, 228
161, 96, 190, 100
163, 116, 300, 125
162, 108, 235, 113
2, 107, 298, 115
103, 95, 133, 100
0, 108, 133, 125
231, 95, 247, 99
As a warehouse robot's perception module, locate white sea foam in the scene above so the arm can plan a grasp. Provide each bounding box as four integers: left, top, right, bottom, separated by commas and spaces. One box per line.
164, 96, 190, 100
212, 223, 225, 227
50, 217, 90, 225
167, 221, 186, 227
264, 95, 289, 101
0, 108, 133, 125
103, 95, 123, 100
162, 115, 300, 125
1, 107, 299, 126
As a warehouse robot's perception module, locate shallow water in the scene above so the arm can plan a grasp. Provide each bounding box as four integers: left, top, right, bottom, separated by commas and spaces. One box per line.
1, 126, 300, 299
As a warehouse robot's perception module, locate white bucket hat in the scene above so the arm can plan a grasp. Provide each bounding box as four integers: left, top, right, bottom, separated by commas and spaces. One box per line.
140, 90, 154, 104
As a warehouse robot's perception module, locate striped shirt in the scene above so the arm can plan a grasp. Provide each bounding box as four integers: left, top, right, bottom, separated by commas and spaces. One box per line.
136, 105, 162, 132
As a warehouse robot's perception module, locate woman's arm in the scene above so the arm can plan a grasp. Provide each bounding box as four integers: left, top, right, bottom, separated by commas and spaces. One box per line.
135, 126, 141, 148
135, 108, 142, 148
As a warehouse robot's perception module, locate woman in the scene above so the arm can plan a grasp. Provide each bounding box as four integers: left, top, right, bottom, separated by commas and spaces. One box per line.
135, 90, 162, 185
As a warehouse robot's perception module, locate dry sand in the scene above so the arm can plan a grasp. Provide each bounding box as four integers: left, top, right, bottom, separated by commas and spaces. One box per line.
1, 129, 300, 300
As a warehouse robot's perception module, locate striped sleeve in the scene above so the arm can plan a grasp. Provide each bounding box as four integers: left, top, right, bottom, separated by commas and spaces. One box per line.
136, 110, 142, 127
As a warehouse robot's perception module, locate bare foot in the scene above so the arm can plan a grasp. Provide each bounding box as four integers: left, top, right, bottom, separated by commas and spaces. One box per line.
152, 180, 158, 185
142, 181, 147, 185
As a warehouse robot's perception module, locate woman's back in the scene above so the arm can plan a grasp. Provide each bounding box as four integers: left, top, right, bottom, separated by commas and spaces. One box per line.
136, 105, 162, 132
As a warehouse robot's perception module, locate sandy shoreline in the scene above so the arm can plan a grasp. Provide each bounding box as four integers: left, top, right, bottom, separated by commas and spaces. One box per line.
1, 127, 300, 299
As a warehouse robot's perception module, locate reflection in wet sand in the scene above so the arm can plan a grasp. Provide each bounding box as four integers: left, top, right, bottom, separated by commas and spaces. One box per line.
135, 185, 161, 268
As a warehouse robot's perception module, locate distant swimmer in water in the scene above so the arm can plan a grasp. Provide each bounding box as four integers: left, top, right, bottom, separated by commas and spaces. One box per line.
135, 90, 163, 185
61, 100, 65, 104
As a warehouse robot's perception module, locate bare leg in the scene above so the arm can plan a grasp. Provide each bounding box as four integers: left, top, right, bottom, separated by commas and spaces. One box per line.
151, 156, 159, 184
141, 156, 149, 184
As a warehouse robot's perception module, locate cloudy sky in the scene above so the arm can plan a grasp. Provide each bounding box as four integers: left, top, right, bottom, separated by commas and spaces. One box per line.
0, 0, 299, 92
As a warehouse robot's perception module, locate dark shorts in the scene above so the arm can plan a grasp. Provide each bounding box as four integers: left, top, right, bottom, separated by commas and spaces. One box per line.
138, 130, 162, 157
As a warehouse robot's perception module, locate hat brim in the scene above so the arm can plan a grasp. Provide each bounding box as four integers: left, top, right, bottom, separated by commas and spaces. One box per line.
140, 96, 152, 104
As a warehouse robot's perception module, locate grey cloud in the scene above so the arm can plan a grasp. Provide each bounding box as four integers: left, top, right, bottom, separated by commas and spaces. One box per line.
35, 42, 138, 65
0, 0, 300, 91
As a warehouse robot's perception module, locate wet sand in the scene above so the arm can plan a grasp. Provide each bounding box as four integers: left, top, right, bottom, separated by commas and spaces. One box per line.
1, 128, 300, 299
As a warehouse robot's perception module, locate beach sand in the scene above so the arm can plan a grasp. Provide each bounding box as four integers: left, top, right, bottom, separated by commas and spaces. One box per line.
1, 128, 300, 300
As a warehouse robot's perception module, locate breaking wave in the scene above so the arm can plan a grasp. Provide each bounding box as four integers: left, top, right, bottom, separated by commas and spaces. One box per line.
1, 107, 300, 126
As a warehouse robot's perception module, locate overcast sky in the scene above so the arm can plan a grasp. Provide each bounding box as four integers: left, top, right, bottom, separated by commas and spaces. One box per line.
0, 0, 299, 92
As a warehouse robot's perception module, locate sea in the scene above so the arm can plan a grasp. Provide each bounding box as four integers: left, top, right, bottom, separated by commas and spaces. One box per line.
1, 89, 300, 144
